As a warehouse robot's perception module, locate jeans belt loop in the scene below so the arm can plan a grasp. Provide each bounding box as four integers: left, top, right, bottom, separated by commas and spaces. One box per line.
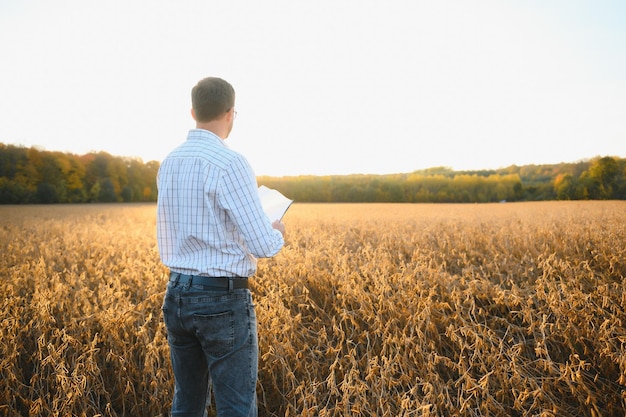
228, 277, 234, 291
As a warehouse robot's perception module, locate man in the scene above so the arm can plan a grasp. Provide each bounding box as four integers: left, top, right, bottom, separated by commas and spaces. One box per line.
157, 76, 285, 417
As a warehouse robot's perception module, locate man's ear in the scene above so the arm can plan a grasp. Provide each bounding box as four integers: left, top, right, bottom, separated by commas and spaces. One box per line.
190, 108, 196, 121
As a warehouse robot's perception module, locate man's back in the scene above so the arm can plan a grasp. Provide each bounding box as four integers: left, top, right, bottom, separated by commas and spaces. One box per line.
157, 129, 283, 278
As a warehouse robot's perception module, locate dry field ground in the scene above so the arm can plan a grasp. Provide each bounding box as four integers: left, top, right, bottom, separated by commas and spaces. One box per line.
0, 201, 624, 416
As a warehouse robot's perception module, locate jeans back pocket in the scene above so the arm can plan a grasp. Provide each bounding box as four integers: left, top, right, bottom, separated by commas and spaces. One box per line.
193, 310, 235, 358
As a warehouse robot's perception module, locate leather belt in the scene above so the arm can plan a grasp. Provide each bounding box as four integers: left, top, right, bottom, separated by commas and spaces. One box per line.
169, 272, 248, 290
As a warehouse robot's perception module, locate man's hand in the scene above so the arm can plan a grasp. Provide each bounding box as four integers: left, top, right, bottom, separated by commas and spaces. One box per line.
272, 220, 286, 237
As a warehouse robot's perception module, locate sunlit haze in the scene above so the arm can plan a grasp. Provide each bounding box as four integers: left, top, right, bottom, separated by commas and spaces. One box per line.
1, 1, 625, 176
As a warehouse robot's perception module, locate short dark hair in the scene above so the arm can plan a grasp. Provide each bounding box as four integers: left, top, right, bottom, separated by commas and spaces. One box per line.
191, 77, 235, 122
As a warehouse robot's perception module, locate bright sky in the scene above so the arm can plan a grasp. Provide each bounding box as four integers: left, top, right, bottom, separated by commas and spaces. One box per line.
1, 1, 625, 176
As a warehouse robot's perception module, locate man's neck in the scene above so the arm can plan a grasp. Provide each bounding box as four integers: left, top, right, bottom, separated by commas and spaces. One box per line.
196, 121, 227, 140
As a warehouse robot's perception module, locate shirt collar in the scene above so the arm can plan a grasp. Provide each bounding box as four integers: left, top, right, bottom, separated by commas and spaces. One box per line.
187, 129, 228, 147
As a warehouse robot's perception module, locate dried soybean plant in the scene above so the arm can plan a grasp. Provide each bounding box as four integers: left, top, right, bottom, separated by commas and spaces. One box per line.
1, 201, 624, 416
253, 202, 626, 416
0, 204, 170, 417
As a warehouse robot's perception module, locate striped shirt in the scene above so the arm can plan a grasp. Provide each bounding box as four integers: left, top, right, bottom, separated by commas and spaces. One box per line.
156, 129, 284, 277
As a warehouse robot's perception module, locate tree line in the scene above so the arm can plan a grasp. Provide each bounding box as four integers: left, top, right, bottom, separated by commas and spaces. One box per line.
258, 155, 625, 203
0, 144, 158, 204
0, 143, 624, 204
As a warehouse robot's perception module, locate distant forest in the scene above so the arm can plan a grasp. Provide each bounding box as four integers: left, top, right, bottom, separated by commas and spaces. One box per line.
0, 143, 624, 204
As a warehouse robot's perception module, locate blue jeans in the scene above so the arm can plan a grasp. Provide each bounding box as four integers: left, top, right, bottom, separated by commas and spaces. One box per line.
162, 280, 258, 417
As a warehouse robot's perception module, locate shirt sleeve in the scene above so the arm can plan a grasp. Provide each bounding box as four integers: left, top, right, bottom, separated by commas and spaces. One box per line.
217, 154, 284, 258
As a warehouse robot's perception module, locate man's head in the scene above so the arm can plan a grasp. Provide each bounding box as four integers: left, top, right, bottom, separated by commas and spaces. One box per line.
191, 77, 236, 139
191, 77, 235, 123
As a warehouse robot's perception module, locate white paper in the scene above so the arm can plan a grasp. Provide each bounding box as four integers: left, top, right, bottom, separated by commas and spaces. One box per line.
258, 185, 293, 222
